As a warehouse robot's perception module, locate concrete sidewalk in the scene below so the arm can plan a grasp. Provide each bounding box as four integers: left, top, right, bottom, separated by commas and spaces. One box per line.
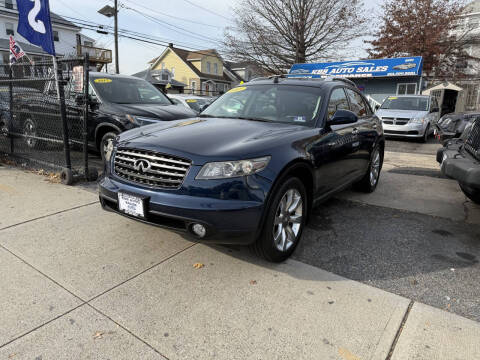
1, 166, 479, 360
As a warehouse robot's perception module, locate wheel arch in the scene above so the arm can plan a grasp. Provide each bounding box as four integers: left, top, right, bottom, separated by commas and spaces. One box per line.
95, 123, 121, 150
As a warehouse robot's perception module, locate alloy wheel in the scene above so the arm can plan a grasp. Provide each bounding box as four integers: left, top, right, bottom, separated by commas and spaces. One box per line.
370, 148, 381, 186
23, 118, 37, 148
273, 188, 303, 252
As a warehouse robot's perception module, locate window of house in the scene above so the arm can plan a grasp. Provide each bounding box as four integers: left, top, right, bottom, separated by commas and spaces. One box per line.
397, 83, 417, 95
84, 41, 93, 47
327, 88, 349, 119
206, 62, 211, 74
214, 63, 218, 75
5, 23, 14, 36
5, 0, 14, 9
191, 80, 196, 94
171, 67, 175, 78
161, 62, 165, 70
53, 31, 59, 42
224, 84, 229, 93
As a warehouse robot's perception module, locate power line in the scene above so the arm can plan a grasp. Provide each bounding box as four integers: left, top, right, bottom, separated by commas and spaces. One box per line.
118, 0, 224, 29
179, 0, 231, 21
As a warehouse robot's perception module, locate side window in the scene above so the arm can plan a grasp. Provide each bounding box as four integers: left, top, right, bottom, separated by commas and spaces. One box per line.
345, 88, 368, 117
327, 88, 349, 119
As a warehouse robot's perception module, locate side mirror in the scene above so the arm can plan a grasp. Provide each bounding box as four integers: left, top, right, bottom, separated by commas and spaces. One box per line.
328, 109, 358, 126
375, 105, 380, 111
200, 104, 209, 112
89, 97, 100, 109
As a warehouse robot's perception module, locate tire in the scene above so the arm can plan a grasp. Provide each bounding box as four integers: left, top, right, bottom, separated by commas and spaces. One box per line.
460, 183, 480, 204
421, 124, 430, 143
23, 117, 39, 149
354, 145, 383, 193
99, 132, 117, 162
60, 168, 74, 185
252, 177, 307, 263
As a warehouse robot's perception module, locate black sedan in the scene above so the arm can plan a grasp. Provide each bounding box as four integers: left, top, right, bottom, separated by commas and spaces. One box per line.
99, 77, 385, 262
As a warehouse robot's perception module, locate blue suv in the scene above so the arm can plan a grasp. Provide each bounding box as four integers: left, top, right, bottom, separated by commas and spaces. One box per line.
99, 77, 385, 262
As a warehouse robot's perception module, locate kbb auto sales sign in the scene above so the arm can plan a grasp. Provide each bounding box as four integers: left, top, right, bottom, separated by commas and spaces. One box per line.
17, 0, 55, 56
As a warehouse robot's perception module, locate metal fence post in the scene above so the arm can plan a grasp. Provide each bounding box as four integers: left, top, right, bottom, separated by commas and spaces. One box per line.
8, 66, 14, 154
83, 54, 89, 180
57, 64, 72, 171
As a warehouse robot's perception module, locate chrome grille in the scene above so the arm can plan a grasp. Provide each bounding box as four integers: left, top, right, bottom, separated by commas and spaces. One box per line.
114, 148, 191, 189
465, 119, 480, 160
382, 117, 410, 126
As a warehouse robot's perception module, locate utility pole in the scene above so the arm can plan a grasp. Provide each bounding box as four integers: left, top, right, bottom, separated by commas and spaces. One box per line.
114, 0, 119, 74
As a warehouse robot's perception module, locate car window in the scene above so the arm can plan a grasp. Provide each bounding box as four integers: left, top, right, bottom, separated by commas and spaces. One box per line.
380, 96, 429, 111
327, 88, 349, 119
201, 85, 322, 126
170, 98, 182, 105
345, 88, 368, 117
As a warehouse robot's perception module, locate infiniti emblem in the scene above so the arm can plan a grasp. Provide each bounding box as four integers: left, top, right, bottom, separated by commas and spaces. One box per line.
133, 159, 151, 173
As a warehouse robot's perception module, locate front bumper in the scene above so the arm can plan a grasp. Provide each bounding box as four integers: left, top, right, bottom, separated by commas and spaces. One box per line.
382, 123, 426, 138
438, 146, 480, 189
98, 175, 267, 245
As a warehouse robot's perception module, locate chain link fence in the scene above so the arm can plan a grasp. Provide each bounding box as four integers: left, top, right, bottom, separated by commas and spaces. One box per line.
0, 55, 97, 184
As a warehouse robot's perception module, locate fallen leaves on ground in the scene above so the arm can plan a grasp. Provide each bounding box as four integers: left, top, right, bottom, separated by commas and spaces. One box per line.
249, 280, 257, 285
93, 331, 104, 340
193, 263, 204, 269
8, 354, 16, 359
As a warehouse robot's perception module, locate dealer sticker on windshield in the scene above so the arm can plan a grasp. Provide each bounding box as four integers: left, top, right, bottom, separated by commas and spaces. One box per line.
186, 99, 197, 103
94, 78, 112, 84
228, 86, 246, 94
293, 116, 307, 122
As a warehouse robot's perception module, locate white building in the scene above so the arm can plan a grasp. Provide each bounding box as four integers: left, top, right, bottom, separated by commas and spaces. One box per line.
0, 0, 94, 64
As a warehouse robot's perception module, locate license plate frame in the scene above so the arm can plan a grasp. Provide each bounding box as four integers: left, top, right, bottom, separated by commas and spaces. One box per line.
118, 192, 147, 218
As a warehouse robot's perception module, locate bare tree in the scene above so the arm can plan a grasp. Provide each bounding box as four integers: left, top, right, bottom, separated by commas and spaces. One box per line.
223, 0, 366, 74
366, 0, 477, 77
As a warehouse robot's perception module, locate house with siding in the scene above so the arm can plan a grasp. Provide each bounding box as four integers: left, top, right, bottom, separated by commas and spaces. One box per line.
149, 45, 233, 95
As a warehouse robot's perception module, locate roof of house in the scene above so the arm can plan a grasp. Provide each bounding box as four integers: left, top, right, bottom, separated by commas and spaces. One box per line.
132, 68, 187, 87
151, 46, 232, 83
0, 38, 50, 55
0, 9, 80, 29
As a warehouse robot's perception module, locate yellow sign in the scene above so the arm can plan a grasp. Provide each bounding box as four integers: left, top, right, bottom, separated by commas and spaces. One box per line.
388, 96, 397, 100
94, 78, 112, 84
228, 86, 247, 94
186, 99, 197, 103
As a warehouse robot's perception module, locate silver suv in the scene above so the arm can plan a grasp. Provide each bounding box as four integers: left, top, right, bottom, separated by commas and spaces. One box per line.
376, 95, 440, 142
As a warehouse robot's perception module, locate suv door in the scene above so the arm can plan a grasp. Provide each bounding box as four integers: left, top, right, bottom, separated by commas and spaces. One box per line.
311, 87, 362, 194
345, 88, 377, 173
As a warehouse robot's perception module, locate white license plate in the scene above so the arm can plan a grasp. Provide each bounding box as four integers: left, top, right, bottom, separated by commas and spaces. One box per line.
118, 192, 145, 218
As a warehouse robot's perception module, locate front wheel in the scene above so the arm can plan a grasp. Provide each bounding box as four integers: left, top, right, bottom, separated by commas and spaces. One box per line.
252, 177, 307, 262
421, 124, 431, 143
99, 132, 117, 162
460, 183, 480, 204
23, 117, 39, 149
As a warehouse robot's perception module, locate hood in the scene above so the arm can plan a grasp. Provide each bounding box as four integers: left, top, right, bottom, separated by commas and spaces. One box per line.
106, 103, 196, 120
117, 117, 311, 164
376, 109, 428, 119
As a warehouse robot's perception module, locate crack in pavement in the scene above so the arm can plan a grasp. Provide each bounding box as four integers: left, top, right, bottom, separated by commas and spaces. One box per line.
385, 301, 415, 360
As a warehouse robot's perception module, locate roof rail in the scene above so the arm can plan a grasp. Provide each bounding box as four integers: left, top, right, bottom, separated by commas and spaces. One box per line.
331, 77, 357, 88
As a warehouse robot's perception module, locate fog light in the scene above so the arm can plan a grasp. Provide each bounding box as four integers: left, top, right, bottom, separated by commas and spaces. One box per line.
191, 223, 206, 238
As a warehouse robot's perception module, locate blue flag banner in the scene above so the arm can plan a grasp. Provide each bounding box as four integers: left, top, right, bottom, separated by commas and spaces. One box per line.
17, 0, 55, 56
289, 57, 423, 79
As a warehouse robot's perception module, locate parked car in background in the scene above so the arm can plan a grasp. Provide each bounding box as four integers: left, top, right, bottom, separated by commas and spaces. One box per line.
432, 112, 480, 141
99, 77, 385, 262
438, 118, 480, 204
0, 73, 196, 161
168, 94, 213, 114
376, 95, 440, 142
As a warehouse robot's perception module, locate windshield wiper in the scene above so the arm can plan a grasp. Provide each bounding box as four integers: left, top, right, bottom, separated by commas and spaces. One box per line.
237, 116, 272, 122
198, 114, 217, 118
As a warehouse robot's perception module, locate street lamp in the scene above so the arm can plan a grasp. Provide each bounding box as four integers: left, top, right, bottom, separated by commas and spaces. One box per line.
98, 3, 119, 74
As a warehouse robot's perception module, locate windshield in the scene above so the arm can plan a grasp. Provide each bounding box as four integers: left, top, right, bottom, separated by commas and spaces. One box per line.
380, 96, 429, 111
91, 76, 171, 105
201, 84, 322, 126
184, 98, 211, 112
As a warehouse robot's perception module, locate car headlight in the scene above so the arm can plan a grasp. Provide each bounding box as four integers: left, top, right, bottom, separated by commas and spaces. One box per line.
196, 156, 271, 180
409, 117, 425, 124
125, 115, 160, 126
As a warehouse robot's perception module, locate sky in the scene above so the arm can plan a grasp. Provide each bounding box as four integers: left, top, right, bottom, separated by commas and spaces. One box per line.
49, 0, 382, 75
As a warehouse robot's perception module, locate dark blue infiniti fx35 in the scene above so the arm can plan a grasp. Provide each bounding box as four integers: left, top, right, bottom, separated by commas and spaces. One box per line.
99, 77, 385, 262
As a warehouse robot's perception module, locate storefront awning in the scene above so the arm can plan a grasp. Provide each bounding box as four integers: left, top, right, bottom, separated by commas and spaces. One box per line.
288, 57, 423, 79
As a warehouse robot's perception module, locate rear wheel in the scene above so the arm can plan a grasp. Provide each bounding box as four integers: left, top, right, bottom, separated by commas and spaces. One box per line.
460, 183, 480, 204
23, 117, 38, 149
252, 177, 307, 263
354, 145, 383, 193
